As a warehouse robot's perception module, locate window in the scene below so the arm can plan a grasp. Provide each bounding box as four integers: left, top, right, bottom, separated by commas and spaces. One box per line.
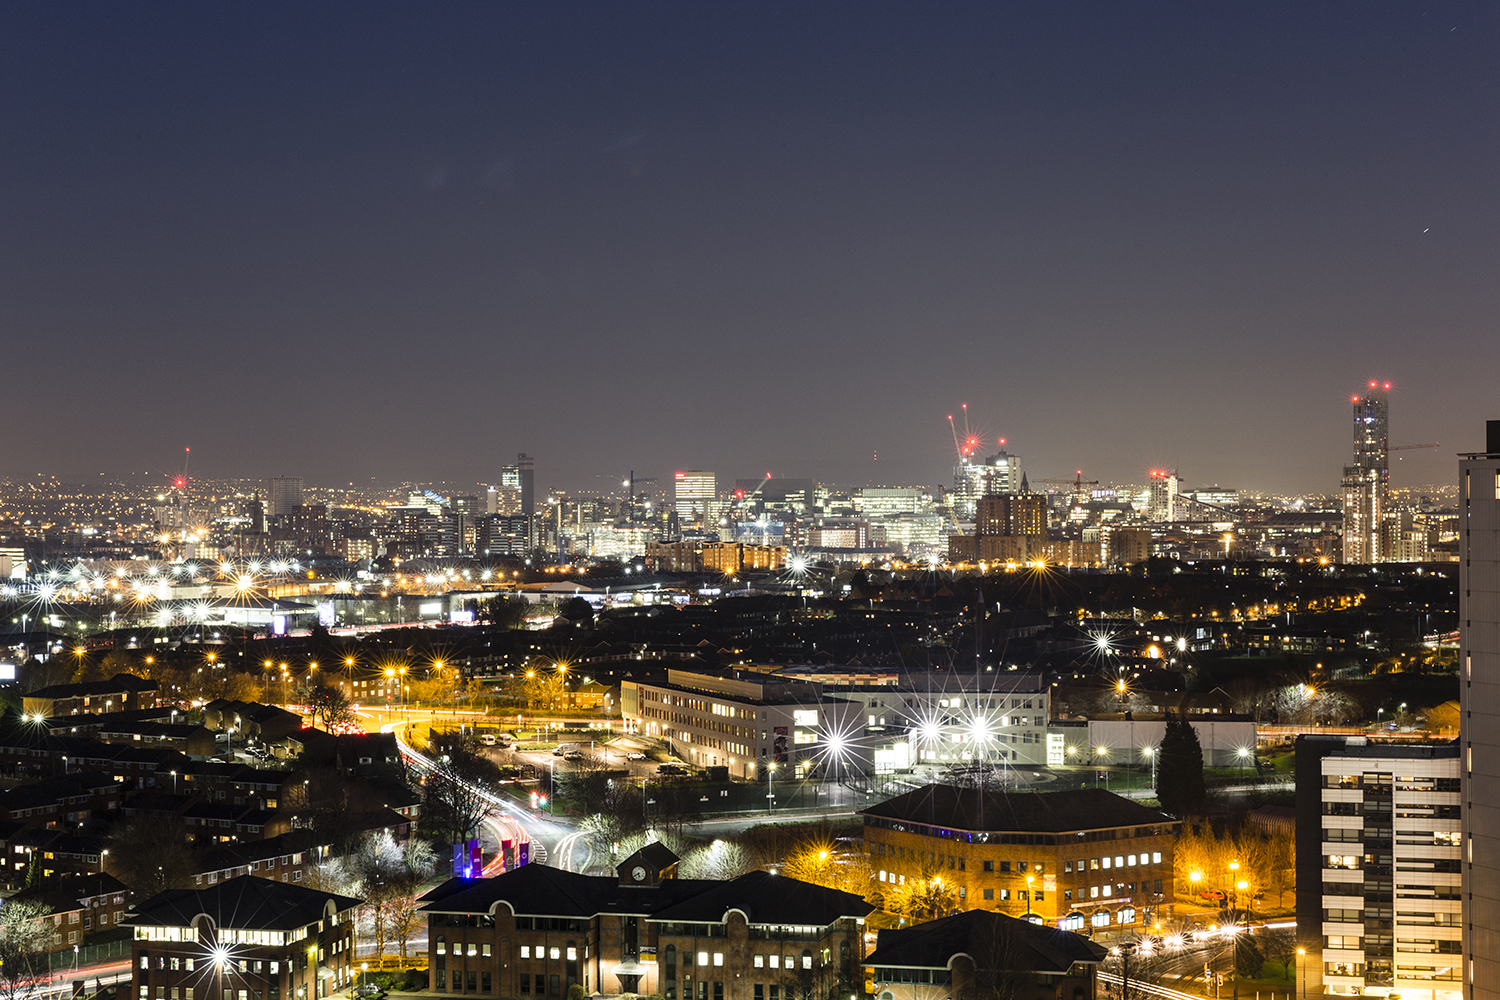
482, 945, 492, 957
519, 946, 528, 959
520, 977, 530, 995
982, 861, 994, 872
714, 955, 724, 967
983, 889, 994, 900
754, 957, 763, 969
481, 974, 491, 994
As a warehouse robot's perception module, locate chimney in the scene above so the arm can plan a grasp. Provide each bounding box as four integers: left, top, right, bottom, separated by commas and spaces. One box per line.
1488, 419, 1500, 455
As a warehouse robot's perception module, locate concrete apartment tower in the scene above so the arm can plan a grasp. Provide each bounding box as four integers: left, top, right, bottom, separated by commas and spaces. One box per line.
267, 475, 304, 518
1461, 420, 1500, 1000
1342, 383, 1390, 564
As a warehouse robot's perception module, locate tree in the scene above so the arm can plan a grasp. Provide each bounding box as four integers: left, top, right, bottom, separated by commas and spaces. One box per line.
479, 595, 530, 630
423, 731, 499, 846
966, 919, 1037, 1000
886, 866, 957, 922
387, 837, 437, 963
304, 681, 355, 732
0, 898, 60, 1000
1156, 712, 1207, 817
1259, 927, 1297, 980
107, 817, 202, 895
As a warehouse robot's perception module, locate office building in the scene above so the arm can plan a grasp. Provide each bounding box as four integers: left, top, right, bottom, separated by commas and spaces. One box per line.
1461, 419, 1500, 1000
1343, 384, 1390, 564
499, 454, 535, 548
267, 476, 304, 519
480, 515, 530, 558
419, 845, 872, 1000
951, 451, 1023, 520
860, 784, 1177, 931
620, 668, 865, 779
125, 877, 363, 1000
1295, 736, 1461, 1000
976, 493, 1046, 539
674, 471, 717, 527
451, 495, 480, 555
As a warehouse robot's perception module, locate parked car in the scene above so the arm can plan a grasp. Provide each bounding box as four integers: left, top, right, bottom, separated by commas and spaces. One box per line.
626, 751, 646, 761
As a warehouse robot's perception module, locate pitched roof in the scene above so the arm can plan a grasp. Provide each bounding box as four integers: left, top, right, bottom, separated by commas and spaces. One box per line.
122, 875, 360, 931
11, 872, 130, 912
649, 871, 873, 926
418, 864, 872, 926
866, 909, 1106, 973
860, 783, 1174, 834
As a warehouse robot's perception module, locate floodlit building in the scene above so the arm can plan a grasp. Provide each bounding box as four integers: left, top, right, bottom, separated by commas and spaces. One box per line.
419, 845, 872, 1000
125, 877, 363, 1000
620, 668, 866, 779
1295, 736, 1461, 1000
1460, 419, 1500, 1000
861, 784, 1177, 931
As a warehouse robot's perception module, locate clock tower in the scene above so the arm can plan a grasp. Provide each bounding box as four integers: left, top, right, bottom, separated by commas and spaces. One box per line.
616, 842, 681, 887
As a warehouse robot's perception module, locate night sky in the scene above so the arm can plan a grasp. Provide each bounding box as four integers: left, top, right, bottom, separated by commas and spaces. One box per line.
3, 3, 1496, 495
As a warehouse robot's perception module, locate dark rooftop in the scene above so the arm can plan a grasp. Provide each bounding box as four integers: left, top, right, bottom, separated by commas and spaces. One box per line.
123, 875, 360, 931
420, 864, 872, 926
860, 783, 1176, 834
866, 909, 1106, 973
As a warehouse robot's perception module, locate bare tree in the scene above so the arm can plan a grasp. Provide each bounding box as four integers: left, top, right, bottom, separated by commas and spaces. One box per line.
107, 817, 202, 894
0, 898, 60, 1000
303, 681, 355, 732
963, 919, 1034, 1000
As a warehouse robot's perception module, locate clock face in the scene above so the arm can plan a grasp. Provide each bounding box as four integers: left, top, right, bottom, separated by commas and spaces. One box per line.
632, 866, 647, 882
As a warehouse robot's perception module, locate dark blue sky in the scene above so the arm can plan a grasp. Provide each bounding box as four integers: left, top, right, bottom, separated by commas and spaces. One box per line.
3, 3, 1495, 494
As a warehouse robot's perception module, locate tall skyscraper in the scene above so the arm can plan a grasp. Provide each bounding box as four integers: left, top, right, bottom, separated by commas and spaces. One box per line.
1342, 383, 1390, 564
268, 476, 304, 519
1146, 470, 1180, 522
499, 454, 536, 549
674, 471, 717, 527
1460, 419, 1500, 1000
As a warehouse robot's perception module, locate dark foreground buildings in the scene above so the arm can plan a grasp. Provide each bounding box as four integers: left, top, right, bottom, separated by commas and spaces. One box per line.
418, 844, 872, 1000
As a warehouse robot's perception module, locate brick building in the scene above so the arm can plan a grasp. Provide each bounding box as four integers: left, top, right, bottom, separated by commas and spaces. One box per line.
125, 877, 362, 1000
419, 844, 872, 1000
860, 784, 1178, 932
866, 908, 1105, 1000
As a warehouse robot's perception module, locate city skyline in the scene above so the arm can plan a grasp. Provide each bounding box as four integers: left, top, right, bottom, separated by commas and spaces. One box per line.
5, 5, 1496, 492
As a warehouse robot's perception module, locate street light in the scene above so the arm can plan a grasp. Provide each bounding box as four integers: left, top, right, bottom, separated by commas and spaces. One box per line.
1236, 746, 1252, 779
767, 761, 777, 815
1295, 948, 1305, 1000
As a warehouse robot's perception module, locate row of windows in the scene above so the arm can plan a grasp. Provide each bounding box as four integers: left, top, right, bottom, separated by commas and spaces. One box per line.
1063, 880, 1163, 901
1057, 907, 1137, 930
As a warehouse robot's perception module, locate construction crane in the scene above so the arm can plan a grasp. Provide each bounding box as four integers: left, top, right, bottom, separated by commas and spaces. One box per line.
1390, 442, 1439, 452
1032, 471, 1100, 504
622, 471, 657, 520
